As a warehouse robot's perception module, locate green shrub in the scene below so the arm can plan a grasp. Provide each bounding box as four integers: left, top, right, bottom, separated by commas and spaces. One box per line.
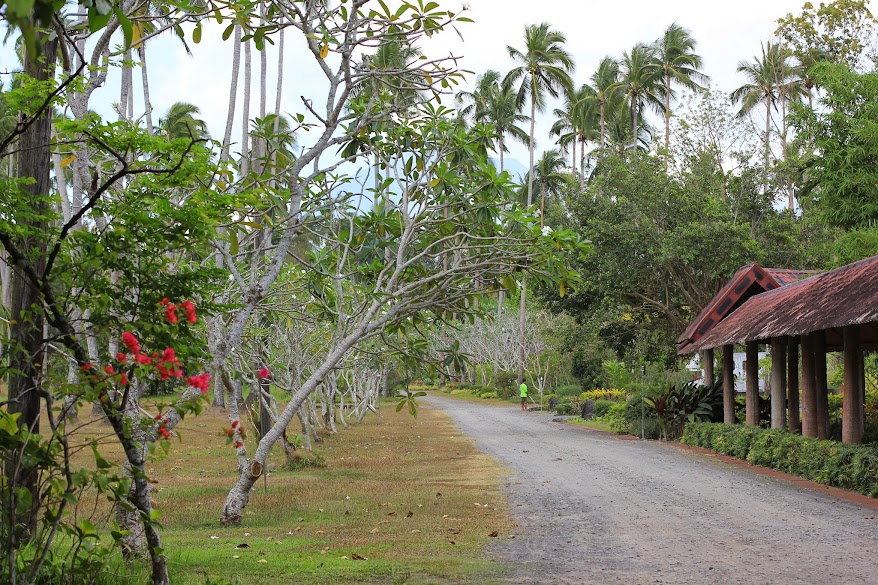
480, 392, 499, 399
554, 397, 582, 415
683, 422, 878, 498
600, 403, 629, 432
554, 384, 583, 397
496, 385, 515, 400
592, 399, 615, 418
449, 389, 469, 396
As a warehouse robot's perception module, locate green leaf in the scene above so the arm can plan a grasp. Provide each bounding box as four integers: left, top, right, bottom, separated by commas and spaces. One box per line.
113, 7, 133, 49
222, 24, 235, 41
192, 22, 202, 44
229, 230, 239, 255
14, 487, 32, 516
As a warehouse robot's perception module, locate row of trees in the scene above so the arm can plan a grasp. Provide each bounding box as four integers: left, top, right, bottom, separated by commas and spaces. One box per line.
0, 2, 584, 584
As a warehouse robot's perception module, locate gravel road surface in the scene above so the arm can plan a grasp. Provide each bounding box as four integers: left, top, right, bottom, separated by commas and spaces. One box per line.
425, 395, 878, 585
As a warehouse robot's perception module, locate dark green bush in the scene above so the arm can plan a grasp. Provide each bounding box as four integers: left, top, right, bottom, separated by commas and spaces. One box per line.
682, 422, 878, 498
553, 384, 583, 397
592, 399, 615, 418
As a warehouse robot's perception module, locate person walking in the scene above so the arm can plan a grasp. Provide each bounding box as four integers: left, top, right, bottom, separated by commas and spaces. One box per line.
520, 380, 528, 412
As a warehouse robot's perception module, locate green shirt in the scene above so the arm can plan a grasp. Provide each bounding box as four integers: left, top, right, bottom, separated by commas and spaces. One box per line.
519, 383, 528, 397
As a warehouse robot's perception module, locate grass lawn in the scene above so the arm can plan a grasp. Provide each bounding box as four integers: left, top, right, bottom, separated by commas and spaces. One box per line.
65, 397, 514, 584
565, 417, 616, 433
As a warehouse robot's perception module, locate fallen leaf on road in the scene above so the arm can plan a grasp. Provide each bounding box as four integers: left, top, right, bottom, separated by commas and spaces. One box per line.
387, 511, 397, 516
406, 511, 414, 518
489, 531, 499, 537
257, 559, 267, 563
552, 457, 562, 461
232, 555, 240, 559
235, 543, 250, 549
351, 553, 367, 560
448, 540, 456, 545
369, 528, 379, 534
410, 529, 421, 534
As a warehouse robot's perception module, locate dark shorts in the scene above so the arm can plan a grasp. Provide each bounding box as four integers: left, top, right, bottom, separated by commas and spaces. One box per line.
521, 397, 527, 404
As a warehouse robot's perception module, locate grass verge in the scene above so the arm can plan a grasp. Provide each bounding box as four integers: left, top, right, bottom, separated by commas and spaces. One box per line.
70, 399, 514, 584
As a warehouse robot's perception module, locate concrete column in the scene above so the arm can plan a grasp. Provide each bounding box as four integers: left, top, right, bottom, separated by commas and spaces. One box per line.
723, 344, 736, 425
770, 338, 787, 429
814, 330, 829, 440
703, 348, 715, 386
745, 341, 760, 426
842, 325, 864, 444
787, 336, 800, 432
801, 333, 817, 438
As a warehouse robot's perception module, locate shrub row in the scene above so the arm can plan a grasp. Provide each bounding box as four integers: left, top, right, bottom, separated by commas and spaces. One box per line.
581, 388, 627, 402
682, 422, 878, 498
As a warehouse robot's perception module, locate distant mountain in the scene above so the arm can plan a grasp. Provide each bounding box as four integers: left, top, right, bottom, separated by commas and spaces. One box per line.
491, 157, 528, 182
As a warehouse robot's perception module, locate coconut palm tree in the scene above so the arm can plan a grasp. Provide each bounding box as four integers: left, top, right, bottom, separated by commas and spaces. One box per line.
654, 23, 709, 154
456, 70, 502, 122
731, 41, 800, 200
614, 43, 663, 149
455, 71, 528, 172
504, 22, 574, 385
481, 80, 529, 173
551, 84, 598, 176
528, 149, 569, 226
505, 23, 575, 207
589, 57, 621, 147
158, 102, 209, 140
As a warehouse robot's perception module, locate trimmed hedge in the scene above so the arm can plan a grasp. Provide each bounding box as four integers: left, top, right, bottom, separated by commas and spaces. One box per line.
683, 422, 878, 498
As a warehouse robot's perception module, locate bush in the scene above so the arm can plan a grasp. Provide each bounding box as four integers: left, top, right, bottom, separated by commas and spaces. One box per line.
553, 384, 583, 397
554, 397, 582, 415
496, 385, 516, 400
592, 399, 616, 418
682, 423, 878, 498
480, 392, 499, 399
449, 389, 469, 396
600, 403, 629, 432
581, 388, 627, 402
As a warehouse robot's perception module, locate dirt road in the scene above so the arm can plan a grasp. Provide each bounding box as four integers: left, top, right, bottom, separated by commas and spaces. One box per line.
425, 395, 878, 584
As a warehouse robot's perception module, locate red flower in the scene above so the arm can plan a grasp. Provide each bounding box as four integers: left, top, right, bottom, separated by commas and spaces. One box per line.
161, 348, 179, 364
257, 368, 270, 379
231, 419, 239, 428
234, 441, 244, 449
158, 427, 171, 439
116, 352, 127, 363
160, 297, 170, 306
181, 299, 197, 324
104, 364, 116, 375
155, 413, 164, 420
165, 303, 178, 325
81, 363, 94, 371
135, 353, 152, 365
187, 373, 211, 394
120, 372, 129, 386
225, 428, 234, 436
121, 332, 141, 353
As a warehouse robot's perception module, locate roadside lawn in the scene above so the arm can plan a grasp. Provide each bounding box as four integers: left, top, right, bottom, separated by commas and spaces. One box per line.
68, 398, 515, 584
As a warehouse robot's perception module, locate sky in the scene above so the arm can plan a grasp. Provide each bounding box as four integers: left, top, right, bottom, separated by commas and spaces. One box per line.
1, 0, 811, 175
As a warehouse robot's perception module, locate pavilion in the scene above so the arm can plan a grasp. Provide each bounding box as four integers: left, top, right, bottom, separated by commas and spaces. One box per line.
677, 255, 878, 443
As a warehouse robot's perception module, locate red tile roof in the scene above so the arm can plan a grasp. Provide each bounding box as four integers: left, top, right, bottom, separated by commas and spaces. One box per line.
690, 255, 878, 352
676, 263, 783, 354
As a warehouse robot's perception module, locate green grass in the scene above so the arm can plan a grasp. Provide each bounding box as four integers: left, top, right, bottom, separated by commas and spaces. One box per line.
566, 417, 616, 432
64, 399, 514, 584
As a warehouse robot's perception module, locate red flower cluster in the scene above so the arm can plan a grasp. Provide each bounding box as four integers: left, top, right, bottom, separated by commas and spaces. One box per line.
122, 331, 141, 353
156, 347, 183, 380
258, 368, 271, 379
180, 299, 197, 324
158, 427, 171, 439
187, 373, 211, 394
234, 441, 244, 448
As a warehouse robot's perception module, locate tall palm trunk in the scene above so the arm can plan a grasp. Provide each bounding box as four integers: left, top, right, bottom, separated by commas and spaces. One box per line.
139, 45, 154, 134
570, 138, 576, 176
763, 100, 770, 194
519, 88, 536, 385
664, 74, 671, 154
599, 100, 606, 147
631, 96, 639, 149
